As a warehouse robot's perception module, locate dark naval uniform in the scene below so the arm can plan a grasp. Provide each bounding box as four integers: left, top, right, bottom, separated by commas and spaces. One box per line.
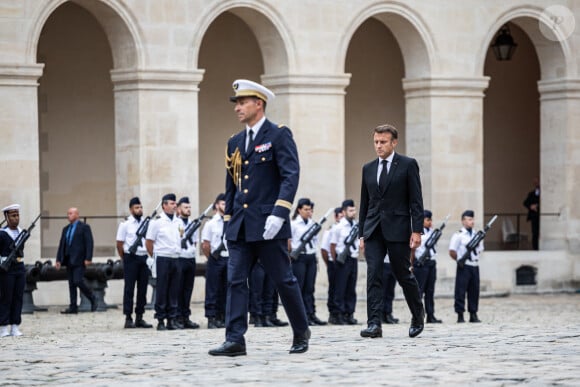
222, 118, 309, 347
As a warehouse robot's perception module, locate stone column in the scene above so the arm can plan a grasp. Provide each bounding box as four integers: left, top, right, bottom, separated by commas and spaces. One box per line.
403, 77, 490, 229
0, 63, 44, 259
537, 79, 580, 253
110, 68, 205, 214
262, 73, 351, 212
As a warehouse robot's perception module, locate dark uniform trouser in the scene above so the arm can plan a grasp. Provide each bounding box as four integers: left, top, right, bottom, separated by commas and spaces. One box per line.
205, 255, 228, 318
67, 265, 94, 310
365, 226, 424, 326
178, 258, 196, 318
0, 262, 25, 325
122, 253, 149, 316
326, 260, 337, 313
333, 257, 357, 315
454, 264, 479, 314
382, 262, 397, 315
249, 262, 274, 317
414, 260, 437, 317
292, 253, 317, 315
155, 256, 182, 320
226, 239, 308, 345
530, 216, 539, 250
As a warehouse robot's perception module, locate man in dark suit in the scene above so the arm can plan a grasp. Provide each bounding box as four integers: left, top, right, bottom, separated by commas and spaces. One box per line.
209, 79, 310, 357
56, 207, 97, 314
523, 177, 540, 250
359, 124, 425, 339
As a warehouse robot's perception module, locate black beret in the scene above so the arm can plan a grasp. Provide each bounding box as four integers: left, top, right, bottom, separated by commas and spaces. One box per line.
178, 196, 190, 205
162, 193, 176, 202
334, 207, 342, 216
342, 199, 355, 209
129, 197, 141, 207
297, 198, 313, 208
424, 210, 432, 219
215, 193, 226, 203
462, 210, 475, 218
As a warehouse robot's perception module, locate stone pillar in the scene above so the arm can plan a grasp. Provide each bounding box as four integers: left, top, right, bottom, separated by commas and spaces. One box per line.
537, 79, 580, 253
110, 69, 205, 214
0, 63, 44, 259
262, 73, 351, 212
403, 77, 490, 229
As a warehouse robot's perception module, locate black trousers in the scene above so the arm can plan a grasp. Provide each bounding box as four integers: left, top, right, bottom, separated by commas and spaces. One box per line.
326, 260, 337, 313
122, 253, 149, 316
204, 255, 228, 318
382, 262, 397, 315
414, 259, 437, 317
249, 262, 274, 317
155, 257, 181, 320
291, 253, 317, 315
0, 262, 25, 325
454, 265, 479, 313
67, 265, 94, 310
530, 216, 540, 250
333, 257, 357, 315
365, 226, 424, 326
178, 258, 196, 318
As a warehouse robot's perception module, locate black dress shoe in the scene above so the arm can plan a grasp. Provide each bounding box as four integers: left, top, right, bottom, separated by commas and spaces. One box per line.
166, 318, 181, 330
409, 318, 424, 338
426, 315, 442, 323
135, 316, 153, 328
157, 320, 166, 331
262, 316, 276, 328
289, 328, 311, 354
182, 319, 200, 329
254, 316, 265, 327
269, 316, 289, 327
309, 314, 327, 326
469, 312, 481, 323
457, 313, 465, 323
329, 313, 345, 325
384, 313, 399, 324
360, 324, 383, 338
124, 317, 135, 329
345, 314, 358, 325
60, 308, 78, 314
208, 317, 219, 329
249, 314, 256, 325
208, 341, 247, 357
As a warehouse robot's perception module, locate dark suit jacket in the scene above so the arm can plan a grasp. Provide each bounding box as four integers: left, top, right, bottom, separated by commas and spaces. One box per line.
358, 153, 424, 242
224, 118, 299, 242
523, 190, 540, 221
56, 221, 94, 267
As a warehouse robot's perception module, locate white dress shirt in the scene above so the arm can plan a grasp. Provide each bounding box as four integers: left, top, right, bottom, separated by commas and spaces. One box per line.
116, 215, 147, 255
330, 217, 359, 259
146, 212, 181, 258
449, 227, 484, 267
201, 214, 229, 257
290, 216, 318, 255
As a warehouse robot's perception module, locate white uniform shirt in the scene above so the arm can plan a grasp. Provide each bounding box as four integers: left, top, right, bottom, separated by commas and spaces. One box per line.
330, 217, 359, 259
146, 212, 181, 258
415, 227, 437, 261
116, 215, 147, 256
201, 214, 229, 257
449, 227, 484, 267
320, 225, 337, 262
178, 217, 197, 259
290, 217, 318, 255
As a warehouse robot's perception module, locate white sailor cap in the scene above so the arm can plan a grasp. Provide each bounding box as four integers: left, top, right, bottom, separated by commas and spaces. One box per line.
2, 204, 20, 213
230, 79, 275, 103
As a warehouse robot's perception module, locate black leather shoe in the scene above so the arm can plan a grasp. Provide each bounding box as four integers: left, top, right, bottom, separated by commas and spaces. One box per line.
360, 324, 383, 338
208, 317, 219, 329
345, 314, 358, 325
469, 313, 481, 323
254, 316, 265, 328
135, 316, 153, 328
427, 315, 442, 323
309, 314, 327, 326
157, 320, 166, 331
249, 314, 256, 325
262, 316, 277, 328
166, 318, 181, 330
183, 319, 200, 329
124, 317, 135, 329
383, 313, 399, 324
329, 313, 345, 325
289, 328, 311, 354
208, 341, 247, 357
269, 316, 289, 327
409, 318, 424, 338
60, 308, 78, 314
457, 313, 465, 323
90, 296, 98, 312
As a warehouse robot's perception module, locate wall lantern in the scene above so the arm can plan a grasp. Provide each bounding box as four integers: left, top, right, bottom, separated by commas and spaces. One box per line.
491, 24, 518, 61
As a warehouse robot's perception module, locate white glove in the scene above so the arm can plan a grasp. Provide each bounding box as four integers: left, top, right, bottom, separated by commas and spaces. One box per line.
263, 215, 285, 240
146, 256, 156, 278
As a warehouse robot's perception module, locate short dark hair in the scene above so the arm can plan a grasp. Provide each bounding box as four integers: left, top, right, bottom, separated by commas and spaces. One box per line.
374, 124, 398, 140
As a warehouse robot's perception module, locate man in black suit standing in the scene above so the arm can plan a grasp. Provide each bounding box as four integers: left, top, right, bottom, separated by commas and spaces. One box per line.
523, 177, 540, 250
56, 207, 97, 314
359, 124, 425, 339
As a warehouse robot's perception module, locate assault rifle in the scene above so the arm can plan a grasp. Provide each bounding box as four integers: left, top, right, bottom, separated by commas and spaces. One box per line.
211, 240, 227, 260
289, 207, 334, 260
0, 214, 41, 272
336, 222, 360, 264
457, 215, 498, 269
0, 219, 5, 228
416, 214, 450, 267
128, 201, 161, 255
181, 204, 213, 249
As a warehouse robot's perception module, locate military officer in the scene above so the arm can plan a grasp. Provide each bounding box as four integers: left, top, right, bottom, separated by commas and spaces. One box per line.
209, 79, 310, 357
449, 210, 483, 323
0, 204, 26, 337
115, 197, 153, 329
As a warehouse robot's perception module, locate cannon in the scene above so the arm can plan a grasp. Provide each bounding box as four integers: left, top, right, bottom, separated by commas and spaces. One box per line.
21, 262, 47, 314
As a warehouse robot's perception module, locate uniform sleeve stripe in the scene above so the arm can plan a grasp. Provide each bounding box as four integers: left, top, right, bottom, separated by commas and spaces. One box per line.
275, 200, 292, 210
224, 215, 231, 221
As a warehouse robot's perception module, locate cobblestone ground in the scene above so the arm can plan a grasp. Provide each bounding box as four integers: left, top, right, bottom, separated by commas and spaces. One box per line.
1, 293, 579, 386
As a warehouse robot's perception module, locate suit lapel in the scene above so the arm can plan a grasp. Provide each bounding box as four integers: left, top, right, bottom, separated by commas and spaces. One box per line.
369, 160, 380, 194
381, 153, 400, 197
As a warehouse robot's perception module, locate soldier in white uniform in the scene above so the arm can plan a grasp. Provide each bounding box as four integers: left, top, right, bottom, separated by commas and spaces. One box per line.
320, 207, 343, 324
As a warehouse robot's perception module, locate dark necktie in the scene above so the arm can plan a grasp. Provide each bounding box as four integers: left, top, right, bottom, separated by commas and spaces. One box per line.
379, 159, 388, 193
246, 129, 254, 153
66, 225, 74, 246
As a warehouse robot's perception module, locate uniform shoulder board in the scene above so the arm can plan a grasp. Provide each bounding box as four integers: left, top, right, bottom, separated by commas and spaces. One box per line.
230, 133, 235, 138
155, 215, 161, 219
278, 124, 285, 128
456, 229, 462, 233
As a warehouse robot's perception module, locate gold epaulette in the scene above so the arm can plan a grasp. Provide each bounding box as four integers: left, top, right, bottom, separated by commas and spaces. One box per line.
225, 145, 242, 188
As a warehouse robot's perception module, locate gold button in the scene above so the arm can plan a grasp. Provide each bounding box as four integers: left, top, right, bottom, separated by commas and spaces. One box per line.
243, 204, 248, 209
244, 175, 249, 180
243, 189, 248, 194
261, 157, 266, 161
244, 160, 249, 165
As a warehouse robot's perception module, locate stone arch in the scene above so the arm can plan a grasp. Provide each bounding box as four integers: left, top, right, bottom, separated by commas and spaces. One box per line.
188, 0, 294, 74
476, 6, 573, 80
27, 0, 143, 69
338, 1, 436, 78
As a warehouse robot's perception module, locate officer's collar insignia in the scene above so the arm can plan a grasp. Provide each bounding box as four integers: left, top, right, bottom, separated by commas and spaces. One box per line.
255, 142, 272, 153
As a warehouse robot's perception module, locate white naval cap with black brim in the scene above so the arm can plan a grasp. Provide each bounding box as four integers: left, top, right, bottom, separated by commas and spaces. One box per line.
229, 79, 275, 103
